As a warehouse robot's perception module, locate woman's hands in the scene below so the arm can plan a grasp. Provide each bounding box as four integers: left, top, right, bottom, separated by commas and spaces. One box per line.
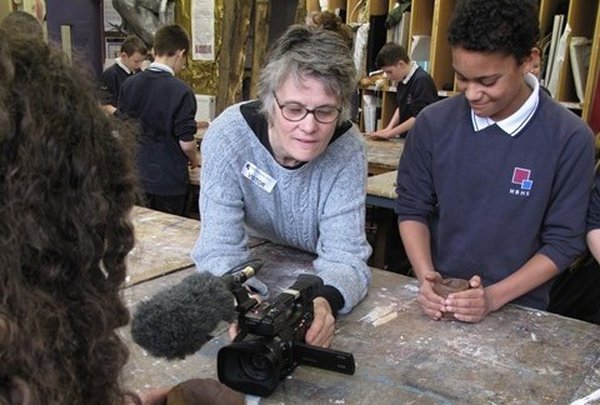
228, 296, 336, 348
305, 297, 335, 347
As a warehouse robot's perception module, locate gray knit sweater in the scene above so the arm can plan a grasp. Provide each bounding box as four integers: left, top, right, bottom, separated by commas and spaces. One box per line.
191, 102, 372, 314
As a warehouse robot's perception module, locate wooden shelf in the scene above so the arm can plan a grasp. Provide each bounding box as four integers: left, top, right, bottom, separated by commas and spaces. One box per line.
312, 0, 600, 127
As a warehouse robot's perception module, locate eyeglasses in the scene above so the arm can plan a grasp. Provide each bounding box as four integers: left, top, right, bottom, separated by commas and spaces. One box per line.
273, 93, 341, 124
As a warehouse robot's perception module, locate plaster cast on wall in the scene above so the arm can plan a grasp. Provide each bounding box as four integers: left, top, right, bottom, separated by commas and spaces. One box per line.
111, 0, 174, 46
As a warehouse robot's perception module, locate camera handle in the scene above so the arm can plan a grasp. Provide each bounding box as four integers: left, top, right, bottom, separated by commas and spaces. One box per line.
293, 342, 356, 375
230, 282, 259, 343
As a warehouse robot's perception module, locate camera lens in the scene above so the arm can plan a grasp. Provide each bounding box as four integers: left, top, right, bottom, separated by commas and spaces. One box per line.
239, 352, 271, 381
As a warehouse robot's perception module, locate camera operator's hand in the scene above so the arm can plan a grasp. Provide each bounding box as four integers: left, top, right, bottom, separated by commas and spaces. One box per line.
228, 322, 239, 341
138, 378, 244, 405
304, 297, 335, 348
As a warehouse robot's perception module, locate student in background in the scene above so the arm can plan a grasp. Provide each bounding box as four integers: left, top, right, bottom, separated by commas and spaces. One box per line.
0, 27, 242, 405
0, 10, 43, 39
530, 44, 552, 97
100, 35, 147, 115
577, 170, 600, 324
547, 157, 600, 325
366, 42, 438, 139
193, 25, 372, 348
395, 0, 594, 322
118, 24, 199, 216
140, 44, 154, 71
307, 10, 354, 49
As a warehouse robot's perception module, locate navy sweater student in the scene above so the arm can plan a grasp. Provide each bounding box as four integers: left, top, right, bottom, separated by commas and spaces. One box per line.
99, 35, 147, 114
118, 24, 199, 216
395, 0, 595, 322
366, 42, 438, 139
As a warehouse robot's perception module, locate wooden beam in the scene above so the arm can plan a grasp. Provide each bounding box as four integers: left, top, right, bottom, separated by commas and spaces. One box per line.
0, 1, 10, 19
251, 0, 270, 99
296, 0, 309, 24
305, 0, 319, 13
217, 0, 252, 112
216, 0, 234, 113
226, 0, 252, 106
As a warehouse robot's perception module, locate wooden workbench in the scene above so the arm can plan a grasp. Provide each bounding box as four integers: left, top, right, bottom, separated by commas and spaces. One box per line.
196, 124, 403, 176
366, 170, 399, 269
364, 136, 404, 176
126, 206, 201, 286
127, 206, 265, 286
121, 243, 600, 404
366, 169, 398, 210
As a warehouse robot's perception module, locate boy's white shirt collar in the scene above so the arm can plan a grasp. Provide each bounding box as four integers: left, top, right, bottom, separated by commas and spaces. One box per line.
471, 73, 540, 137
115, 57, 132, 74
402, 61, 419, 84
147, 62, 175, 76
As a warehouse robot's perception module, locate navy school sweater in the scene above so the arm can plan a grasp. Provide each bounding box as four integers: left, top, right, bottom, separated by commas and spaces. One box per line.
395, 92, 595, 309
118, 68, 197, 195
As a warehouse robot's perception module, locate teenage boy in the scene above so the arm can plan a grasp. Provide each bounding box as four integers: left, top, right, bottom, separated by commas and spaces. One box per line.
395, 0, 595, 322
99, 35, 147, 114
118, 24, 199, 216
366, 42, 438, 139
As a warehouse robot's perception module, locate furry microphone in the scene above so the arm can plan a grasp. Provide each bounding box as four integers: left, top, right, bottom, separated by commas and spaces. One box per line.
131, 261, 261, 360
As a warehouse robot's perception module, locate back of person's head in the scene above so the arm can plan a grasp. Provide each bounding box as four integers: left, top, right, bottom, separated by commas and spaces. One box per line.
121, 34, 147, 56
0, 11, 43, 40
448, 0, 540, 64
153, 24, 190, 57
0, 27, 139, 405
258, 24, 356, 123
310, 11, 354, 49
376, 42, 409, 68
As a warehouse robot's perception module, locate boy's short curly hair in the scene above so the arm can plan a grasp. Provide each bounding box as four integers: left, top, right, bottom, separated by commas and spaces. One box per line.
447, 0, 540, 64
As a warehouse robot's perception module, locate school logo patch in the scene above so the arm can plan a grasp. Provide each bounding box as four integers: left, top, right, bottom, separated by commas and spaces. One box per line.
510, 167, 533, 196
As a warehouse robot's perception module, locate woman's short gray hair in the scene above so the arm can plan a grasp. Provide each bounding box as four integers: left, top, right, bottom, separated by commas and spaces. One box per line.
258, 24, 356, 124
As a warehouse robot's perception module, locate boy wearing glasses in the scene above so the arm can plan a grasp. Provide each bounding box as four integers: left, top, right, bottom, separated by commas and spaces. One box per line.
118, 24, 199, 216
192, 25, 372, 348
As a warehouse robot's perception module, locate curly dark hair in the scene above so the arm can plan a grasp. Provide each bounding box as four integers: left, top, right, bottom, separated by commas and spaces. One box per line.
0, 11, 43, 40
0, 28, 140, 404
310, 11, 354, 49
447, 0, 540, 64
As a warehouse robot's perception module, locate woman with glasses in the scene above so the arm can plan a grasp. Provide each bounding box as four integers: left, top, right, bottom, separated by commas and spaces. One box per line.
192, 25, 371, 348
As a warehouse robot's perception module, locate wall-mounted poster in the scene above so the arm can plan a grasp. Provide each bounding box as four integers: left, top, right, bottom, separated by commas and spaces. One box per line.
191, 0, 214, 61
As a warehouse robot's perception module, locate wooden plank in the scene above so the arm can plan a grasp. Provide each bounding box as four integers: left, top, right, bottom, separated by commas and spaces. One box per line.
126, 206, 200, 286
367, 170, 397, 201
366, 171, 398, 268
216, 1, 252, 112
127, 206, 266, 286
121, 243, 600, 403
0, 0, 12, 20
305, 0, 319, 14
430, 0, 456, 91
363, 136, 404, 175
226, 0, 252, 107
251, 0, 270, 99
216, 0, 233, 114
582, 4, 600, 124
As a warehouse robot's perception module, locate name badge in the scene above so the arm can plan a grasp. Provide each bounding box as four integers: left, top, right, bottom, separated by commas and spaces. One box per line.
241, 162, 277, 193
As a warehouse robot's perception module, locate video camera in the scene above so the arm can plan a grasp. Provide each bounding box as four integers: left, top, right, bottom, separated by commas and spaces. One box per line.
217, 273, 356, 397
